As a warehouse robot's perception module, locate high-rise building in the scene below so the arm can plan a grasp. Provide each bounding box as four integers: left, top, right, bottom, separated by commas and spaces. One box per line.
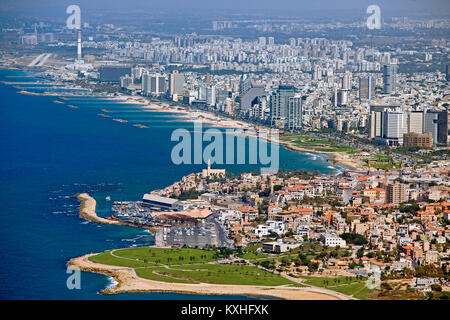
141, 72, 149, 93
359, 76, 375, 101
446, 64, 450, 82
197, 81, 207, 101
267, 37, 275, 45
239, 83, 265, 111
312, 65, 322, 81
383, 64, 397, 94
337, 89, 349, 106
408, 111, 424, 134
152, 74, 166, 95
270, 85, 297, 126
387, 183, 407, 204
168, 70, 184, 97
369, 106, 407, 145
341, 71, 352, 90
382, 109, 407, 146
258, 37, 266, 46
287, 95, 302, 130
141, 73, 166, 95
239, 74, 252, 95
120, 75, 133, 88
424, 110, 448, 145
206, 86, 216, 106
369, 105, 398, 139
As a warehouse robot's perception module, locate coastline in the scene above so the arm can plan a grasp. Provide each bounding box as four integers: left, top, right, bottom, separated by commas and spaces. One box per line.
138, 100, 362, 170
76, 193, 156, 233
278, 141, 364, 171
77, 193, 120, 225
2, 71, 362, 171
68, 253, 349, 300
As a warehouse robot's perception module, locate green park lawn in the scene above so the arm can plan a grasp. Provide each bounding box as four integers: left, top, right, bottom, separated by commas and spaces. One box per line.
301, 275, 373, 300
88, 247, 216, 267
88, 247, 296, 286
280, 135, 358, 154
136, 264, 295, 286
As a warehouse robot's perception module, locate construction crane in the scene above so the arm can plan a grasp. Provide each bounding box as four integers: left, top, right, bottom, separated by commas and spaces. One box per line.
326, 156, 337, 182
382, 162, 402, 203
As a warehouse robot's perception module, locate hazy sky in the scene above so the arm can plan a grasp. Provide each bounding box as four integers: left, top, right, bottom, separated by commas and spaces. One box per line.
1, 0, 449, 19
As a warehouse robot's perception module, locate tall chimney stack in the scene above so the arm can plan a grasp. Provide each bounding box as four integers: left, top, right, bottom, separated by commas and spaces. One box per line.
77, 29, 82, 61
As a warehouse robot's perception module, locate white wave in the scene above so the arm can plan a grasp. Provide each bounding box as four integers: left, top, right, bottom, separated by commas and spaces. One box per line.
105, 276, 118, 289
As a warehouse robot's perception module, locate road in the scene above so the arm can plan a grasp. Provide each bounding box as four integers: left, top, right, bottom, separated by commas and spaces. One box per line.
210, 215, 234, 248
28, 53, 51, 67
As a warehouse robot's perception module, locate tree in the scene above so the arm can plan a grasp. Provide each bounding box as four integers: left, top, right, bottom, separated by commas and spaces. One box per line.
356, 247, 364, 258
308, 262, 319, 272
431, 284, 442, 292
340, 233, 368, 245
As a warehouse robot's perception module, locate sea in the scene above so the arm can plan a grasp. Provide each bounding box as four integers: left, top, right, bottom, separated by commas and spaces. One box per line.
0, 68, 343, 299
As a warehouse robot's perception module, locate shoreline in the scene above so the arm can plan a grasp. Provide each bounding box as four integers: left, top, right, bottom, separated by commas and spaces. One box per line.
68, 253, 348, 300
2, 70, 361, 172
76, 193, 156, 233
278, 141, 364, 171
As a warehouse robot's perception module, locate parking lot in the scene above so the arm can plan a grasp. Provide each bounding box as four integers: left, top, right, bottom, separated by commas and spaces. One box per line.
162, 222, 219, 248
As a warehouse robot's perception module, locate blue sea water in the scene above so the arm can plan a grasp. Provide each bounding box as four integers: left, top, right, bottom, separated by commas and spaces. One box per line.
0, 69, 339, 299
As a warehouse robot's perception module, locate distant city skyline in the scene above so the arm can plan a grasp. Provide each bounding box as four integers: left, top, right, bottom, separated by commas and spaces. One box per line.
1, 0, 450, 20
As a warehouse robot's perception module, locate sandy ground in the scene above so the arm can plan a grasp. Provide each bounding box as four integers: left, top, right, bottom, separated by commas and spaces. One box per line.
141, 103, 250, 129
68, 254, 350, 300
277, 139, 364, 170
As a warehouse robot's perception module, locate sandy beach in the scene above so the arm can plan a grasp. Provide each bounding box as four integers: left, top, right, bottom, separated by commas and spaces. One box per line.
8, 76, 364, 171
278, 141, 364, 170
141, 102, 250, 129
68, 253, 350, 300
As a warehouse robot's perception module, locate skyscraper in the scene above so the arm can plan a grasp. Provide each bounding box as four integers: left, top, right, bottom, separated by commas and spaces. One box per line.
337, 89, 349, 106
359, 76, 375, 101
424, 110, 448, 145
341, 71, 352, 90
383, 64, 397, 94
169, 70, 184, 97
239, 83, 265, 111
287, 95, 302, 130
142, 73, 166, 95
258, 37, 266, 46
206, 86, 216, 106
382, 109, 407, 146
369, 106, 406, 145
270, 85, 296, 127
408, 111, 424, 134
